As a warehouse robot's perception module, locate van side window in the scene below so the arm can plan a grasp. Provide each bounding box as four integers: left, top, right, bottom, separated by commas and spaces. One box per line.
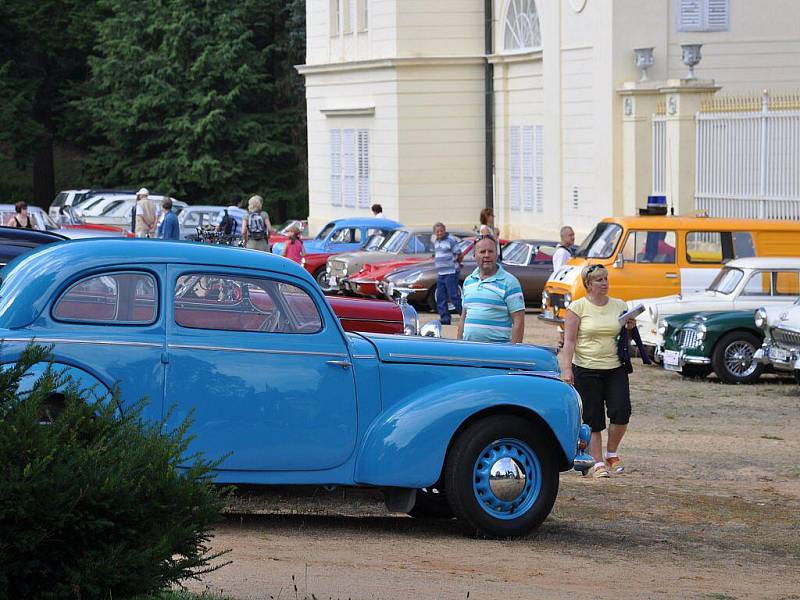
621, 231, 676, 264
773, 271, 800, 296
686, 232, 723, 264
733, 232, 755, 258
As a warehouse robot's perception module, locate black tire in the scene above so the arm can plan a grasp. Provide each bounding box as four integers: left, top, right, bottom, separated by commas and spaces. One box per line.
679, 366, 712, 379
794, 370, 800, 386
443, 415, 559, 538
711, 331, 764, 384
314, 267, 333, 293
426, 287, 437, 313
408, 487, 454, 519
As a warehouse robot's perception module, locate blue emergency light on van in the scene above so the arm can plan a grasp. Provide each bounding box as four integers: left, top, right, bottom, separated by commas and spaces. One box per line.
640, 195, 668, 215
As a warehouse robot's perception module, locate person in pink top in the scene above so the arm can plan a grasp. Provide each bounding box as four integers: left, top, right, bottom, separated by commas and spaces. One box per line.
282, 227, 305, 263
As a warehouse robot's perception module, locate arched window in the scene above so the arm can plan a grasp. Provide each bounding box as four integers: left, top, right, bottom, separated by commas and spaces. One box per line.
503, 0, 542, 52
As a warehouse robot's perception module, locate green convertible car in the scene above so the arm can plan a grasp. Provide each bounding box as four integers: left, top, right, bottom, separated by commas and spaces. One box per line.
657, 310, 765, 384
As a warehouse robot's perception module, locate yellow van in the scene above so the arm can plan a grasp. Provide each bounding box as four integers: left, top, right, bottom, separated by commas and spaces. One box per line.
540, 215, 800, 323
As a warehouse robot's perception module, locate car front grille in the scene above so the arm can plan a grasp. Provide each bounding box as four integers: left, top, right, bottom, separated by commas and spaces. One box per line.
677, 328, 700, 349
772, 327, 800, 348
549, 293, 565, 310
329, 260, 347, 278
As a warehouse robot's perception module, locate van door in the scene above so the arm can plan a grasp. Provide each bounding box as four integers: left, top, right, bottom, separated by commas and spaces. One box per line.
614, 230, 678, 300
682, 231, 743, 294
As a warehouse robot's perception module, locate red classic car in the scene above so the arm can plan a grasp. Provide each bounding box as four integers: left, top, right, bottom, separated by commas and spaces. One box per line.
343, 256, 430, 298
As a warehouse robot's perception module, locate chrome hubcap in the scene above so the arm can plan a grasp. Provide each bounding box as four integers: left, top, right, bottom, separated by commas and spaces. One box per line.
724, 341, 757, 377
488, 457, 527, 501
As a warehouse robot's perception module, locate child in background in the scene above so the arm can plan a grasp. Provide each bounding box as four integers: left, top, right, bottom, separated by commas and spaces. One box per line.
282, 227, 305, 263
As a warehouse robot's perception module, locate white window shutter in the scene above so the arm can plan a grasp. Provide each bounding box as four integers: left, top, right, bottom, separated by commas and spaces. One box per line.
330, 129, 342, 207
678, 0, 703, 31
357, 129, 370, 208
522, 125, 534, 211
534, 125, 544, 213
342, 129, 356, 208
707, 0, 729, 31
347, 0, 356, 33
509, 127, 521, 211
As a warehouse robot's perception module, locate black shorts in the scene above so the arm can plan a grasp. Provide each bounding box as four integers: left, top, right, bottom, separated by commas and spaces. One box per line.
572, 364, 631, 432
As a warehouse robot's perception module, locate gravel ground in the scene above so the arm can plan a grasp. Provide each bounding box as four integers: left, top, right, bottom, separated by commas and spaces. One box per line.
187, 313, 800, 600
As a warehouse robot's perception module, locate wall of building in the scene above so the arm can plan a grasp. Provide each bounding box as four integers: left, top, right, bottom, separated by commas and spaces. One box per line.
396, 0, 484, 57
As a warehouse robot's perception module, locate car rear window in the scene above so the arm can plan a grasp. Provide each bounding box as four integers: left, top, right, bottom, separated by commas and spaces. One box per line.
53, 271, 158, 324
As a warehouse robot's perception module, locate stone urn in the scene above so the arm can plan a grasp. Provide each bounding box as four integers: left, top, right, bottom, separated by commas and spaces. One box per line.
681, 43, 703, 79
633, 47, 655, 82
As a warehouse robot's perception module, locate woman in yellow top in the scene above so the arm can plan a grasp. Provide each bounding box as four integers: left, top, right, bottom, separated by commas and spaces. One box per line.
561, 264, 636, 479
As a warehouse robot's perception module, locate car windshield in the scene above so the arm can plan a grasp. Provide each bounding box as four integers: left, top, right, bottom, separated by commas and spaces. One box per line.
101, 200, 126, 216
364, 233, 387, 251
316, 223, 335, 241
575, 223, 623, 259
502, 242, 532, 265
382, 230, 409, 253
51, 192, 68, 208
707, 268, 744, 294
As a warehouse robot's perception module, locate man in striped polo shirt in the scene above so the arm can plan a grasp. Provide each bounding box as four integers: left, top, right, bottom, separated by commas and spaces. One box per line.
432, 222, 463, 325
457, 235, 525, 343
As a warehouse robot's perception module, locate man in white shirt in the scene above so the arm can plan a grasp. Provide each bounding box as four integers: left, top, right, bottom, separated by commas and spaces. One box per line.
552, 225, 575, 274
371, 203, 383, 219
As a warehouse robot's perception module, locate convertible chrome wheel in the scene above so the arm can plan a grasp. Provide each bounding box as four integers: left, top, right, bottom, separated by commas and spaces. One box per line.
444, 415, 558, 538
712, 331, 764, 385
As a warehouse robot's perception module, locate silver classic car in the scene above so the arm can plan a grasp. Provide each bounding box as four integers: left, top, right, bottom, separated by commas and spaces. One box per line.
755, 297, 800, 384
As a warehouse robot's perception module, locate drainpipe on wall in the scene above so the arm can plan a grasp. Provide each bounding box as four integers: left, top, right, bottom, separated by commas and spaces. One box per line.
484, 0, 495, 210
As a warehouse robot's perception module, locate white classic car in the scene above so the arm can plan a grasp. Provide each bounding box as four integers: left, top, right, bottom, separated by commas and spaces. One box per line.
754, 297, 800, 384
634, 257, 800, 350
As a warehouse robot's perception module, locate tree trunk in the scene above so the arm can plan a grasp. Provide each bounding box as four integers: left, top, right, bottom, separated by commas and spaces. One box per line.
32, 137, 55, 207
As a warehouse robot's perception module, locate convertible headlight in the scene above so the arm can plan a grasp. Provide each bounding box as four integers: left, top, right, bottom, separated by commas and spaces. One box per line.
697, 323, 707, 341
563, 293, 572, 308
755, 307, 767, 329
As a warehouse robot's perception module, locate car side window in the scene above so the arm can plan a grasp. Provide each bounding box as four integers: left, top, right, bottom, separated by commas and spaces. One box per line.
331, 228, 357, 243
621, 231, 676, 264
741, 272, 770, 296
173, 273, 322, 334
773, 271, 800, 296
53, 272, 158, 324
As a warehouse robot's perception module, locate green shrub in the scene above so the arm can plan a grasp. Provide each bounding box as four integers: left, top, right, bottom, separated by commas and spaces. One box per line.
0, 345, 229, 600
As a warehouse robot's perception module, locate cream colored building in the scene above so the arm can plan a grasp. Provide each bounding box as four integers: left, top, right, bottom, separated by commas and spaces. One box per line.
297, 0, 800, 238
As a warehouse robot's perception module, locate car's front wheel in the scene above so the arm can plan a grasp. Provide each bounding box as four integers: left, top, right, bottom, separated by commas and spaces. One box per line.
443, 415, 558, 538
712, 331, 764, 384
314, 267, 333, 293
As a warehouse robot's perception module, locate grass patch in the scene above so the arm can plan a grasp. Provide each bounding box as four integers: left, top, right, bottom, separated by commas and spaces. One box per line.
760, 434, 784, 440
131, 592, 237, 600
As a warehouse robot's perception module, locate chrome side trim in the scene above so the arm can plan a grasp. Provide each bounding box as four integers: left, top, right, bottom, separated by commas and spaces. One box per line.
352, 354, 377, 359
387, 353, 534, 368
2, 337, 162, 349
167, 343, 347, 358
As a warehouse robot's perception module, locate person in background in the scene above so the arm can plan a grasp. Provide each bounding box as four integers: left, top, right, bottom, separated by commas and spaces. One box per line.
157, 198, 180, 240
560, 264, 636, 479
371, 203, 383, 219
216, 199, 240, 235
134, 188, 157, 238
432, 222, 463, 326
6, 201, 33, 228
282, 227, 305, 263
457, 234, 525, 344
552, 226, 576, 274
478, 208, 500, 239
242, 195, 272, 251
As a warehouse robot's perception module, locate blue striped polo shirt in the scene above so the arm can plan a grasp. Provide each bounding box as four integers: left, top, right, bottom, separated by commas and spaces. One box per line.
462, 265, 525, 343
433, 234, 460, 275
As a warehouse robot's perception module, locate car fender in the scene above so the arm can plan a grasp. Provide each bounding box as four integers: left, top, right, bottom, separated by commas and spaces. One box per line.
353, 373, 580, 488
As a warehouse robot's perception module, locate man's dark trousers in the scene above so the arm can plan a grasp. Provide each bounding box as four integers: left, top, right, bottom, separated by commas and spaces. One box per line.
436, 272, 462, 325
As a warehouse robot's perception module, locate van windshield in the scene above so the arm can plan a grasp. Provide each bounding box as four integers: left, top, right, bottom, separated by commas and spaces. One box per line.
708, 268, 743, 294
575, 223, 623, 259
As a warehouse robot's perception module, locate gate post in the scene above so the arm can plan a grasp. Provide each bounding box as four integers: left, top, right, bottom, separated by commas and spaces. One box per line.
659, 79, 720, 216
618, 82, 661, 217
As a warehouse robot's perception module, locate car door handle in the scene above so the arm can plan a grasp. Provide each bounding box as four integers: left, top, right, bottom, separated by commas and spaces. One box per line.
665, 273, 678, 279
327, 360, 352, 369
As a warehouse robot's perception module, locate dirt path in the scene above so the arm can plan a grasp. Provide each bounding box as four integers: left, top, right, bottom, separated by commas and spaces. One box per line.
187, 315, 800, 600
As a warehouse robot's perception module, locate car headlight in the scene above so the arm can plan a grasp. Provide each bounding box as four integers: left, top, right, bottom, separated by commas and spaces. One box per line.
541, 290, 549, 310
755, 307, 767, 329
300, 257, 306, 267
697, 323, 707, 341
400, 302, 419, 336
342, 265, 348, 275
387, 282, 396, 298
563, 293, 572, 308
649, 306, 658, 322
657, 319, 666, 336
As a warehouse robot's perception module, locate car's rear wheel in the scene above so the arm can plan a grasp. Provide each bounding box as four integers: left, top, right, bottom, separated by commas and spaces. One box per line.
679, 365, 712, 379
314, 267, 333, 293
712, 331, 764, 384
407, 487, 454, 519
443, 415, 558, 538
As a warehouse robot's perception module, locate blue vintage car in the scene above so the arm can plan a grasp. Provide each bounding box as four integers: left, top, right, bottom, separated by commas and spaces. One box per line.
0, 239, 590, 537
272, 216, 402, 256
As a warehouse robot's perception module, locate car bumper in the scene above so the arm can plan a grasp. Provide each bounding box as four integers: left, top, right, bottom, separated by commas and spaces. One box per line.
538, 311, 564, 324
755, 343, 800, 371
659, 346, 711, 371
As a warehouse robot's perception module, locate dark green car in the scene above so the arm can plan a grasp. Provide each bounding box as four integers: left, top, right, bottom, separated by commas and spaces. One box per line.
657, 310, 764, 384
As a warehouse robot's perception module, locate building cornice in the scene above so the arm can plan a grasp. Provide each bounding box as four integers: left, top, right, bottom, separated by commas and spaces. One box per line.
320, 106, 376, 117
296, 55, 486, 75
487, 50, 543, 65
